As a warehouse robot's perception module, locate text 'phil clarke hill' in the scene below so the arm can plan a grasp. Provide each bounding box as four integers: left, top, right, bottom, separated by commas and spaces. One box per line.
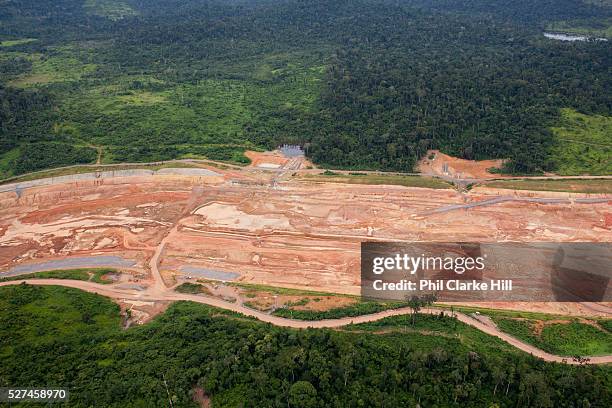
372, 279, 513, 292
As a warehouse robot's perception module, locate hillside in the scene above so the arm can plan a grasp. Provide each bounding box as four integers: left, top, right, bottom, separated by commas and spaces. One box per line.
0, 0, 610, 178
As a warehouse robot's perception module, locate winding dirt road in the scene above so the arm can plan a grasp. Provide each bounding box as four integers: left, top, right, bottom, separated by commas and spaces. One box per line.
1, 278, 610, 365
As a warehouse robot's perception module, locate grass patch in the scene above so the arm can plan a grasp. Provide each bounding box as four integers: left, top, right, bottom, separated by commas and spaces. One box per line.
598, 319, 612, 332
0, 148, 21, 180
495, 318, 539, 344
90, 269, 118, 284
0, 268, 116, 284
117, 91, 168, 105
56, 79, 260, 163
540, 322, 612, 356
0, 38, 37, 47
273, 300, 409, 320
484, 178, 612, 194
84, 0, 138, 21
9, 47, 97, 87
440, 304, 612, 356
549, 108, 612, 175
175, 282, 210, 295
547, 18, 612, 39
348, 313, 520, 356
300, 173, 452, 189
494, 317, 612, 357
224, 281, 350, 298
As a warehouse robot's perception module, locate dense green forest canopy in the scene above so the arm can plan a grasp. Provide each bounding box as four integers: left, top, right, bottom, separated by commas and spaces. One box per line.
1, 285, 610, 407
0, 0, 610, 176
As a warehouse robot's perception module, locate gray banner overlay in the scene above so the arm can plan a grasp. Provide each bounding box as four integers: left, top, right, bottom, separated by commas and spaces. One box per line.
361, 243, 611, 302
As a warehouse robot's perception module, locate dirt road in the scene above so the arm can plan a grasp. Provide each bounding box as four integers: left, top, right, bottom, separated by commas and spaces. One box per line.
4, 154, 612, 188
1, 279, 610, 365
419, 195, 610, 216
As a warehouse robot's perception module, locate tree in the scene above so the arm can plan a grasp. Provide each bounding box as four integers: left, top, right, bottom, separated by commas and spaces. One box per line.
288, 381, 318, 408
407, 295, 423, 326
406, 294, 438, 325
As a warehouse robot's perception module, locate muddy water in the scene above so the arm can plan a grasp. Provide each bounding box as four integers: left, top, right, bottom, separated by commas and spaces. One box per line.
180, 266, 239, 281
1, 255, 136, 277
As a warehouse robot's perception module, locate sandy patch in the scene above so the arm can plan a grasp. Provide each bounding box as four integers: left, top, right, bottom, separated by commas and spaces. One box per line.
257, 163, 282, 169
245, 150, 289, 168
120, 300, 172, 326
417, 150, 507, 179
136, 203, 159, 208
193, 202, 292, 230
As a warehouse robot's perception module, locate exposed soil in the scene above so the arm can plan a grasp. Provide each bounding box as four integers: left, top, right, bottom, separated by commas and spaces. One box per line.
245, 150, 289, 168
417, 149, 507, 179
119, 299, 172, 327
1, 153, 610, 320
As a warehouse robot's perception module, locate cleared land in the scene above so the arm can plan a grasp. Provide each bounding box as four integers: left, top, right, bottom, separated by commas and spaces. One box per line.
175, 280, 410, 320
493, 317, 612, 357
416, 150, 506, 179
1, 160, 609, 308
549, 109, 612, 175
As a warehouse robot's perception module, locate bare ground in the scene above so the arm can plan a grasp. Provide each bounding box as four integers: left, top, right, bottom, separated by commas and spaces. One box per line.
0, 155, 610, 363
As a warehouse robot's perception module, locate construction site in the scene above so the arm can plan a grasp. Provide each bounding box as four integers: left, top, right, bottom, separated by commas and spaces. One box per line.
0, 150, 611, 325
